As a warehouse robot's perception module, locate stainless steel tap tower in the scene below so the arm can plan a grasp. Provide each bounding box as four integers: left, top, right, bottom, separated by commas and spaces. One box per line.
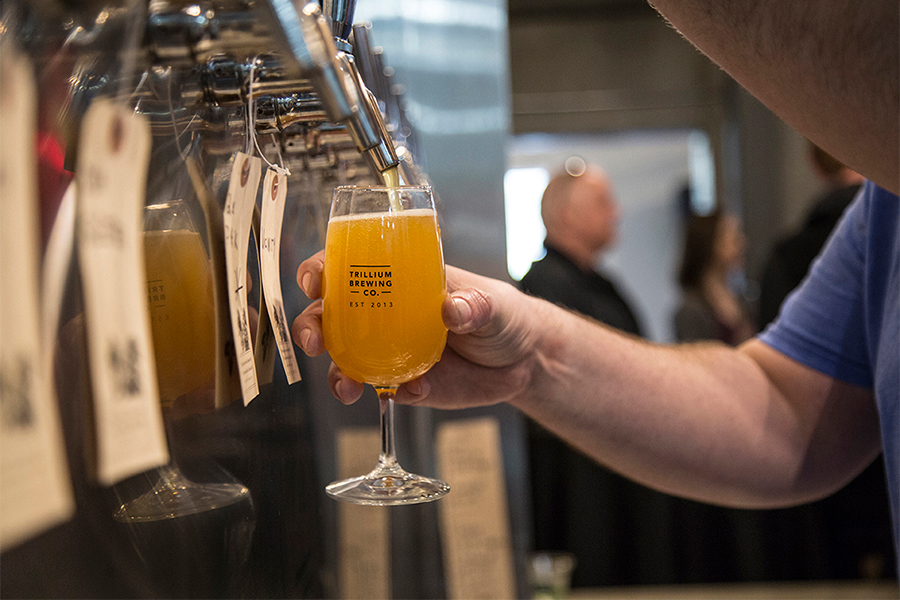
45, 0, 417, 182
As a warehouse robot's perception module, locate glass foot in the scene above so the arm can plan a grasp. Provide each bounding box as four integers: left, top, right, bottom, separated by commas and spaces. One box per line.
326, 464, 449, 506
114, 466, 251, 522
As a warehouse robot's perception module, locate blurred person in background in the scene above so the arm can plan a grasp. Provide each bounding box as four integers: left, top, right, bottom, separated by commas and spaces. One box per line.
520, 162, 643, 336
674, 210, 755, 345
668, 208, 767, 580
758, 142, 865, 329
519, 164, 670, 586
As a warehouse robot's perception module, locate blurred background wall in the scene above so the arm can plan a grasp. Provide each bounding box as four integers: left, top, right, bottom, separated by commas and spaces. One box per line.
506, 0, 823, 287
356, 0, 513, 279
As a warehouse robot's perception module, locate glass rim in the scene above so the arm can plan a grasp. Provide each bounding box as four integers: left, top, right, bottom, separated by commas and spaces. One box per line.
144, 199, 186, 208
333, 184, 433, 192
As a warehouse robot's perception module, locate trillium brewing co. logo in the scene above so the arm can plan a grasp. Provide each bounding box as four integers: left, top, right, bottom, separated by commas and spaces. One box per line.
348, 264, 392, 299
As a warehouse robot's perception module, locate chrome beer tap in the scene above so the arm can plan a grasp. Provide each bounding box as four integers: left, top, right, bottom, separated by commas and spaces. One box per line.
350, 21, 426, 185
318, 0, 398, 177
206, 0, 399, 178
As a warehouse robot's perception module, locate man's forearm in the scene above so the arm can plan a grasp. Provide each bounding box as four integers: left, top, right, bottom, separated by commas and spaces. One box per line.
513, 298, 881, 508
648, 0, 899, 193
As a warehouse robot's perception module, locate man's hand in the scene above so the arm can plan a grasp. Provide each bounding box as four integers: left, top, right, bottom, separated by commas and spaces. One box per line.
291, 251, 542, 409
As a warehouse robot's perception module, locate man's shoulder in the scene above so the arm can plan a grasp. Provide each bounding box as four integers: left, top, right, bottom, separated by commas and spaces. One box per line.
519, 252, 575, 288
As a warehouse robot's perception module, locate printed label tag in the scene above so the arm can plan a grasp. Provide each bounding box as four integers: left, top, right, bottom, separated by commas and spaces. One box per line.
223, 152, 261, 404
259, 167, 301, 384
0, 45, 75, 551
336, 428, 390, 599
76, 99, 169, 486
437, 417, 516, 600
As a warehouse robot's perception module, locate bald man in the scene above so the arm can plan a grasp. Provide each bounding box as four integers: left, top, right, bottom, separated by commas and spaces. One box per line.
518, 167, 651, 586
519, 167, 642, 335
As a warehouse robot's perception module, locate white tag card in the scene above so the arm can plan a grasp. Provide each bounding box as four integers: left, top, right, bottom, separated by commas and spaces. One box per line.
223, 152, 261, 404
437, 418, 516, 600
0, 45, 75, 551
76, 99, 169, 486
259, 167, 301, 384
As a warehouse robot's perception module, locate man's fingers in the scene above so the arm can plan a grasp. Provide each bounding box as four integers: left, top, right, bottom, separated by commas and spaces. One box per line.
443, 288, 493, 335
394, 347, 530, 409
328, 363, 365, 405
296, 249, 326, 299
296, 260, 532, 410
291, 299, 325, 356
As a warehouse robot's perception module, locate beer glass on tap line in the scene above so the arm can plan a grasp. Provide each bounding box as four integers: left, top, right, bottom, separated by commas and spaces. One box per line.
322, 184, 450, 505
114, 200, 249, 522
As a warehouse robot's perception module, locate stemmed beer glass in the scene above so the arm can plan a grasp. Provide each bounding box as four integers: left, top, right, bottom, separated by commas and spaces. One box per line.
114, 200, 249, 521
322, 185, 450, 505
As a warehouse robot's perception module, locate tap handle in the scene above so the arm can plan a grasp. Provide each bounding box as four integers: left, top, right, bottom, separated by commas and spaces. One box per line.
255, 0, 357, 121
254, 0, 398, 175
257, 0, 316, 76
371, 50, 405, 135
351, 22, 387, 102
340, 53, 399, 173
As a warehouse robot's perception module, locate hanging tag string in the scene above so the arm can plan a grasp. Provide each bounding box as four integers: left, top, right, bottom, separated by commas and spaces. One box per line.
245, 58, 256, 156
116, 0, 147, 103
271, 134, 289, 176
246, 58, 290, 177
166, 67, 198, 162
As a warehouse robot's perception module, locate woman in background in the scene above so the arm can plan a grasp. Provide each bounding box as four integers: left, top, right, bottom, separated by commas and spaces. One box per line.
674, 211, 755, 345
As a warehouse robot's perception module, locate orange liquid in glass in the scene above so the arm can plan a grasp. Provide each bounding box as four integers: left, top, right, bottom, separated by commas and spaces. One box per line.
323, 209, 447, 387
144, 229, 216, 406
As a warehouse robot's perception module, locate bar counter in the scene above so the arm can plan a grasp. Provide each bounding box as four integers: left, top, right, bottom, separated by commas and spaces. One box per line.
570, 579, 899, 599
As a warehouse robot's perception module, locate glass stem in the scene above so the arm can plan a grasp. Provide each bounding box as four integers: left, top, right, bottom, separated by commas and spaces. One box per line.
376, 387, 399, 469
158, 416, 185, 487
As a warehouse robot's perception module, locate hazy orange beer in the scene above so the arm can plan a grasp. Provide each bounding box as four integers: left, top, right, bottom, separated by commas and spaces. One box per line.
114, 201, 249, 524
323, 208, 447, 387
143, 202, 216, 407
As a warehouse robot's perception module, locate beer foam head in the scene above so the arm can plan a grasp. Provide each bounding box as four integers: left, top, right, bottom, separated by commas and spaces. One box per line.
329, 208, 436, 224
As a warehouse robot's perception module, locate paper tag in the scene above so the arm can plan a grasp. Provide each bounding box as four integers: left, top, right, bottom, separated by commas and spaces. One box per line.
336, 428, 390, 600
437, 418, 516, 600
0, 46, 75, 551
76, 99, 169, 486
259, 167, 301, 384
183, 158, 242, 409
223, 152, 262, 405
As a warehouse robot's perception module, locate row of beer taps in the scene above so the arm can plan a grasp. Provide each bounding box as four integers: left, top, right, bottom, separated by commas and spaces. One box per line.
1, 0, 431, 406
7, 0, 423, 185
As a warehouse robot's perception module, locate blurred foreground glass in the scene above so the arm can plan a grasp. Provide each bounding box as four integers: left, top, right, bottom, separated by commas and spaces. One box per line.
114, 200, 249, 522
527, 552, 576, 600
322, 185, 450, 505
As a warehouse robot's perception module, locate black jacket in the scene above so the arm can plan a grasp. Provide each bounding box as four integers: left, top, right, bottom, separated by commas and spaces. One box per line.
519, 244, 643, 336
758, 184, 860, 328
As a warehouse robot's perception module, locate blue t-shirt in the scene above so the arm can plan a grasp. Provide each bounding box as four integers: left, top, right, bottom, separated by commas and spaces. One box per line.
760, 181, 899, 562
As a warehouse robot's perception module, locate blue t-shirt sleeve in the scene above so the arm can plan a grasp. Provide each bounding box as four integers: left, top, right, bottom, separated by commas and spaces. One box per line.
759, 184, 873, 388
